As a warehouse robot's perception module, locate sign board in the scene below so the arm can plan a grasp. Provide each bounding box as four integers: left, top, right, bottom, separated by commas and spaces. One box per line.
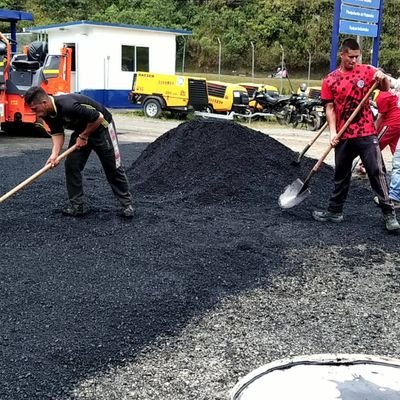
342, 0, 381, 9
340, 5, 379, 23
330, 0, 384, 70
339, 19, 378, 37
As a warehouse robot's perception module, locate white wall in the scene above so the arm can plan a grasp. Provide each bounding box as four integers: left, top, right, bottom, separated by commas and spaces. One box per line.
47, 25, 178, 92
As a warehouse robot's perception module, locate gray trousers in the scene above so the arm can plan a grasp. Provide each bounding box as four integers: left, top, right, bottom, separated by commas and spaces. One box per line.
64, 122, 133, 208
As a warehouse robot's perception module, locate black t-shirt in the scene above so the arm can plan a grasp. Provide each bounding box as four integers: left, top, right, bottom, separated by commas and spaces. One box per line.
44, 93, 112, 135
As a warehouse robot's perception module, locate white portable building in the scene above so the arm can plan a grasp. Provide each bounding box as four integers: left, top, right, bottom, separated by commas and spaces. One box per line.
26, 20, 192, 108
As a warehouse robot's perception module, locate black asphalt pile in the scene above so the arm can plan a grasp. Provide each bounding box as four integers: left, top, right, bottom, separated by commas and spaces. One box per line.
129, 120, 333, 205
0, 122, 399, 400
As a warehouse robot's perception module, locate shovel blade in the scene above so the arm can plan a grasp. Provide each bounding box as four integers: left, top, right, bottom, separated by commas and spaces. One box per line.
278, 178, 311, 209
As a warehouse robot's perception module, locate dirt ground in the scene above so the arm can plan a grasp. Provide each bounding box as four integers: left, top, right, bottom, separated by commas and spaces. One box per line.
0, 117, 399, 400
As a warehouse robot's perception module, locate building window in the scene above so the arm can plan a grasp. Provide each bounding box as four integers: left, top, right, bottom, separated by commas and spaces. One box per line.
137, 47, 149, 71
121, 45, 149, 72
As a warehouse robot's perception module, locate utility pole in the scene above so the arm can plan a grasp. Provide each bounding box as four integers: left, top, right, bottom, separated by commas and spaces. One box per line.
279, 44, 284, 94
250, 41, 255, 80
307, 49, 311, 87
217, 37, 221, 80
182, 36, 186, 73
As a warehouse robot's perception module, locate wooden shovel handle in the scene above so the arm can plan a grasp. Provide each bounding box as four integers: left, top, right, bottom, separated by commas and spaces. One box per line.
0, 144, 78, 204
297, 121, 328, 161
310, 80, 379, 174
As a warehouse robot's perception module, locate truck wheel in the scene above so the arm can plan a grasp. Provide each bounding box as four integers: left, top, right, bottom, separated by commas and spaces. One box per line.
143, 99, 162, 118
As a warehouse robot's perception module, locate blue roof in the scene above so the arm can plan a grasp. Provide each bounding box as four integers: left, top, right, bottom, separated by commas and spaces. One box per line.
26, 20, 192, 35
0, 9, 34, 22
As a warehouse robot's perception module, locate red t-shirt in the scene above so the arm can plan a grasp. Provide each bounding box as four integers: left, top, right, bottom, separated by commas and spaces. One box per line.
321, 64, 376, 140
376, 90, 400, 129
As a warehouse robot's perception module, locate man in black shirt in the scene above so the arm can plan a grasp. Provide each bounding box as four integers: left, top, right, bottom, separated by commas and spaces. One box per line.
24, 86, 134, 218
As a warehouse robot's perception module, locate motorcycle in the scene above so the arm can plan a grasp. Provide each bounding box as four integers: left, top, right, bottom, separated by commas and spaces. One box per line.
276, 88, 326, 131
249, 90, 293, 121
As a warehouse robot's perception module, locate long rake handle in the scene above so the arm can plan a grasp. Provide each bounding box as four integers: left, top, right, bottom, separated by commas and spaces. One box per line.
0, 144, 78, 204
304, 81, 379, 183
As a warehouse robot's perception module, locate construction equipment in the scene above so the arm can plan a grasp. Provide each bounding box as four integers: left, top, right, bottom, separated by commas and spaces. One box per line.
129, 71, 208, 118
0, 36, 72, 135
279, 81, 379, 209
206, 80, 250, 115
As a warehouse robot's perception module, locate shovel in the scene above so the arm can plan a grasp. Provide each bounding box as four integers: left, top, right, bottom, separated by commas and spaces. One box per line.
0, 144, 77, 204
291, 121, 328, 165
279, 81, 379, 209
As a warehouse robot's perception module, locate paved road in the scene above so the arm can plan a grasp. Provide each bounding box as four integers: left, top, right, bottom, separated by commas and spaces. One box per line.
0, 112, 393, 169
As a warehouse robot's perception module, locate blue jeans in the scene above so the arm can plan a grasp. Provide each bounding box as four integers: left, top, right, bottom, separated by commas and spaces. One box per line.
390, 139, 400, 201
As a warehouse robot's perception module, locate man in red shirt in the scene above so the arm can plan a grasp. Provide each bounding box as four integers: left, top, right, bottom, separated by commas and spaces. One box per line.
312, 38, 400, 231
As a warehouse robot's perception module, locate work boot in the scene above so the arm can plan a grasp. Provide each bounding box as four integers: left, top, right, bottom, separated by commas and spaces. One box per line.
383, 212, 400, 232
312, 210, 344, 223
62, 203, 89, 217
120, 204, 135, 218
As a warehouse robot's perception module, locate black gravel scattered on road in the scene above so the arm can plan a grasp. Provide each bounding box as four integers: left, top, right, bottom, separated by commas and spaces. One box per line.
0, 120, 399, 400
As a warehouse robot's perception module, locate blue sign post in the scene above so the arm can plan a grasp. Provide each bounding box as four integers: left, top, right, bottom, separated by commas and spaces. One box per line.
329, 0, 384, 71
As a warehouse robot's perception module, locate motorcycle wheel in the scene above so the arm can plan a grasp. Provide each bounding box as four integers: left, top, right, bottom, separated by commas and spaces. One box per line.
307, 111, 322, 131
276, 106, 291, 126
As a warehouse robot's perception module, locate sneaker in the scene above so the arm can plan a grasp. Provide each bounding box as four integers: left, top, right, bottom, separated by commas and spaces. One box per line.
383, 212, 400, 231
120, 205, 135, 218
373, 196, 380, 206
62, 204, 89, 217
312, 210, 344, 223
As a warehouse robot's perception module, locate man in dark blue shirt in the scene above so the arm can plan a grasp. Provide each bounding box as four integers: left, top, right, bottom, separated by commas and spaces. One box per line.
25, 86, 134, 218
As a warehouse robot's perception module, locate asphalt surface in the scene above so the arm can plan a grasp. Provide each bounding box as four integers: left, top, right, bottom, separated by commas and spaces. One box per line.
0, 116, 399, 400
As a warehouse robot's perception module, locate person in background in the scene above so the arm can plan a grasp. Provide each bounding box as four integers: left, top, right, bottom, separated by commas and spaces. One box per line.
312, 38, 400, 232
373, 88, 400, 208
24, 86, 135, 218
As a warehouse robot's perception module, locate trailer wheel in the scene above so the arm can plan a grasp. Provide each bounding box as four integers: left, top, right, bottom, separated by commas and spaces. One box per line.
143, 99, 162, 118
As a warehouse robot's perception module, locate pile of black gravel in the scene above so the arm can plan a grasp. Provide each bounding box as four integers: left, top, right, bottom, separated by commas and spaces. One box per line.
129, 120, 333, 205
1, 120, 399, 400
